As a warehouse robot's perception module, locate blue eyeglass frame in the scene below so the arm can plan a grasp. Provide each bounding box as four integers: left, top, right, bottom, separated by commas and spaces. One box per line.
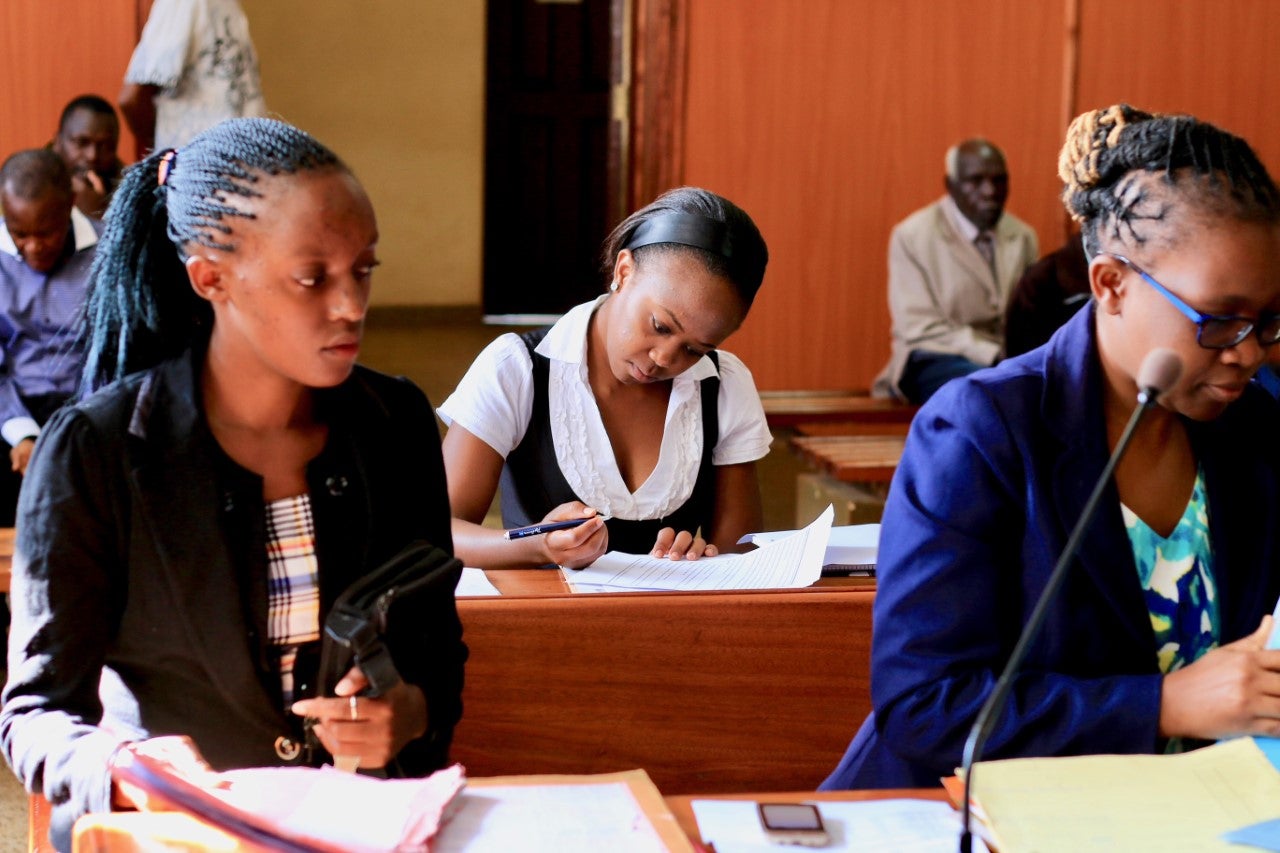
1106, 253, 1280, 349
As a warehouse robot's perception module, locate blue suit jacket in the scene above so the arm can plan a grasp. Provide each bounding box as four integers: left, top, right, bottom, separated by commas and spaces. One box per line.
824, 304, 1280, 789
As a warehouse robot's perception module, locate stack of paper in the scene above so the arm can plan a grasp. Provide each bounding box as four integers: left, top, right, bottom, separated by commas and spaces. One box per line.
968, 738, 1280, 852
740, 522, 878, 575
434, 769, 694, 852
108, 743, 467, 852
560, 505, 833, 593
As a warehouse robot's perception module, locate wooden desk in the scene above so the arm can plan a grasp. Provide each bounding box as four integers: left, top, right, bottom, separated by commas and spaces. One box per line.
666, 788, 949, 842
761, 391, 918, 429
33, 572, 877, 849
0, 526, 15, 593
790, 435, 906, 484
452, 581, 875, 794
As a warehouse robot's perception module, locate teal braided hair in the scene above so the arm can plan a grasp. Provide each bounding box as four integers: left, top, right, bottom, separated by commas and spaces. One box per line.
81, 117, 343, 389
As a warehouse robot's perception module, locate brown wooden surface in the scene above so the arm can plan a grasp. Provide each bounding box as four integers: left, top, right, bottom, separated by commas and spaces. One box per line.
0, 0, 142, 168
474, 566, 873, 597
794, 421, 910, 438
790, 435, 906, 484
673, 0, 1280, 392
452, 585, 875, 794
667, 788, 949, 843
630, 0, 689, 209
0, 526, 14, 594
760, 392, 919, 429
30, 793, 55, 853
683, 0, 1068, 392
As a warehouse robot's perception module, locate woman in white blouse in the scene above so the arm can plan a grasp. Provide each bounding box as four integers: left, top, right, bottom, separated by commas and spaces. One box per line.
439, 187, 772, 568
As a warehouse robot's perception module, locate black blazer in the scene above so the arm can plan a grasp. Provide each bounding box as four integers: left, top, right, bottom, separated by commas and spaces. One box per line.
1, 349, 466, 851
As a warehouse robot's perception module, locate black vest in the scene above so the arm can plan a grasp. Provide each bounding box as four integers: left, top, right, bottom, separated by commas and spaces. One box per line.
498, 327, 720, 554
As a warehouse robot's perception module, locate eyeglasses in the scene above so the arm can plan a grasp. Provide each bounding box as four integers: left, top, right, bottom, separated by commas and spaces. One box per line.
1107, 253, 1280, 349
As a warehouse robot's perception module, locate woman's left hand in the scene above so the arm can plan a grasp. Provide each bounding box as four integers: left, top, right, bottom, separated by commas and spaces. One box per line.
291, 667, 428, 770
650, 527, 718, 560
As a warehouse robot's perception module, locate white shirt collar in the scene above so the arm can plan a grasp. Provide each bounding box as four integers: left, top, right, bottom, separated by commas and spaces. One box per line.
940, 193, 1000, 244
0, 206, 100, 259
535, 293, 718, 381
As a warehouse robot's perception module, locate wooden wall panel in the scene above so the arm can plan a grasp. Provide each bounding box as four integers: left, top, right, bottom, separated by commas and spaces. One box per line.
681, 0, 1068, 390
0, 0, 141, 170
1076, 0, 1280, 179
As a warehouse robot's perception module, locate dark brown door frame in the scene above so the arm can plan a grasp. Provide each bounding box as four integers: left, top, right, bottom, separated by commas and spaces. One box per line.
628, 0, 688, 210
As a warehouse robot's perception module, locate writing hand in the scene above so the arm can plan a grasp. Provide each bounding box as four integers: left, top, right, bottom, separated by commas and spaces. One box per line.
540, 502, 608, 568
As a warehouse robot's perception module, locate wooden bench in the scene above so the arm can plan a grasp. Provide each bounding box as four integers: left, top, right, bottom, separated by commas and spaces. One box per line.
789, 435, 906, 484
759, 391, 918, 431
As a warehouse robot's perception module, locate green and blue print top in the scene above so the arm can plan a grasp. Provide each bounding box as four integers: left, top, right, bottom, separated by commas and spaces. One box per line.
1120, 469, 1219, 677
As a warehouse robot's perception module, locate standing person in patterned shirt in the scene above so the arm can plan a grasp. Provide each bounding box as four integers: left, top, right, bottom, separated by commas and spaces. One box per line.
118, 0, 267, 154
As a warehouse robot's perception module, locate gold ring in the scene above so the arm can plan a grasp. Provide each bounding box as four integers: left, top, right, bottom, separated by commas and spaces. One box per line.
349, 695, 358, 721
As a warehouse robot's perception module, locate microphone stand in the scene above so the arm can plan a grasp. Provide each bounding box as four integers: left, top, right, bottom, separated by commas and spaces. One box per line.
958, 384, 1161, 852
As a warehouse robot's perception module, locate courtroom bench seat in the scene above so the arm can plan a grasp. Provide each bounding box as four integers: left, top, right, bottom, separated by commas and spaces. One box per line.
760, 390, 918, 430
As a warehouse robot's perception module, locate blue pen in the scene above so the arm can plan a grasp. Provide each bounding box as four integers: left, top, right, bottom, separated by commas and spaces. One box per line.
503, 516, 605, 540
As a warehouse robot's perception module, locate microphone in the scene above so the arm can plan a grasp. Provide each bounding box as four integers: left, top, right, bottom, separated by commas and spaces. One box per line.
958, 348, 1183, 852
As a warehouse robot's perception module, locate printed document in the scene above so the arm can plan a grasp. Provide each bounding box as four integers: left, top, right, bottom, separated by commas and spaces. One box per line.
561, 505, 833, 592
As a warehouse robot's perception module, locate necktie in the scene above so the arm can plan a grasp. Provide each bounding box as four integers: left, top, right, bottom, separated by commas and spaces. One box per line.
974, 233, 997, 280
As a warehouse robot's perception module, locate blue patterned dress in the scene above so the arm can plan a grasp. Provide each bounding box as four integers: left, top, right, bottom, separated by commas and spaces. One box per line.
1121, 469, 1217, 752
1122, 468, 1219, 674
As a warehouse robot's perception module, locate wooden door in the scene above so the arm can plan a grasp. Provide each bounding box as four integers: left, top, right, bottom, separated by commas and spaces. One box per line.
483, 0, 623, 317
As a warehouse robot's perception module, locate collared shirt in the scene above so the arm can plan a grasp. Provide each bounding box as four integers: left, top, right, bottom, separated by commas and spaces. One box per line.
0, 208, 101, 445
439, 296, 772, 521
940, 193, 989, 247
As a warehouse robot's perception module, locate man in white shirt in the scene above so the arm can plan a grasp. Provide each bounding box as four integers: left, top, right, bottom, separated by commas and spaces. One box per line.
873, 139, 1039, 403
118, 0, 266, 153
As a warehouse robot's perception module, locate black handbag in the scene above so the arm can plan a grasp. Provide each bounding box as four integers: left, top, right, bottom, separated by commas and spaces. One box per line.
315, 540, 462, 698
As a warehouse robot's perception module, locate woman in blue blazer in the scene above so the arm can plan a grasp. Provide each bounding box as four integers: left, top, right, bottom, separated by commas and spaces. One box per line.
826, 104, 1280, 789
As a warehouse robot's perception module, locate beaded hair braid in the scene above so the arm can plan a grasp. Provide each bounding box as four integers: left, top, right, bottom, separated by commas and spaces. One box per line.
81, 118, 343, 390
1058, 103, 1280, 257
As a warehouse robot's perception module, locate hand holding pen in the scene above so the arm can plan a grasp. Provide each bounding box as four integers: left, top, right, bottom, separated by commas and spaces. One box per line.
514, 502, 609, 569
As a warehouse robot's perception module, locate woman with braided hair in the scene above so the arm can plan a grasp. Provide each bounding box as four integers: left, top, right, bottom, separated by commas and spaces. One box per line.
0, 118, 465, 850
823, 104, 1280, 789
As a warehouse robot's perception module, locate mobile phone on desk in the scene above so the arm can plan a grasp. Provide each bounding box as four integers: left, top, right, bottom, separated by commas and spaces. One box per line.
820, 564, 875, 578
757, 802, 831, 847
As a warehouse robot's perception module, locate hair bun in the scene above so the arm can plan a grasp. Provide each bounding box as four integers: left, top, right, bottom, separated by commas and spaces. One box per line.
1058, 104, 1155, 219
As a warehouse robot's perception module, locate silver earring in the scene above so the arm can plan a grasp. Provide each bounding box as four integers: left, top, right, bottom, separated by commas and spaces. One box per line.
609, 280, 619, 292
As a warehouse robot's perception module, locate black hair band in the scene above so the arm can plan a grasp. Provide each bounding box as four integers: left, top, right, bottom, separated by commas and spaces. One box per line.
624, 212, 734, 259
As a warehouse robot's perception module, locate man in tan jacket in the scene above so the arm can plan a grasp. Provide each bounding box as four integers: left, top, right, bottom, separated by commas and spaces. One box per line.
873, 139, 1038, 403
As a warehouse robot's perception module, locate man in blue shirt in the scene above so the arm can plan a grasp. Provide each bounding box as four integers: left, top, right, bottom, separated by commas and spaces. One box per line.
0, 149, 101, 525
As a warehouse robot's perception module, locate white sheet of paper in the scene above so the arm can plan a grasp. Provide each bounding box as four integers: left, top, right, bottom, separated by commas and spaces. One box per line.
691, 798, 987, 853
1267, 591, 1280, 648
456, 567, 502, 597
740, 523, 879, 568
561, 505, 833, 592
433, 783, 668, 853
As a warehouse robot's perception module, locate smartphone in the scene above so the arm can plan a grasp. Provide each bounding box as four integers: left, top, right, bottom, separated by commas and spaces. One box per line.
757, 802, 831, 847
